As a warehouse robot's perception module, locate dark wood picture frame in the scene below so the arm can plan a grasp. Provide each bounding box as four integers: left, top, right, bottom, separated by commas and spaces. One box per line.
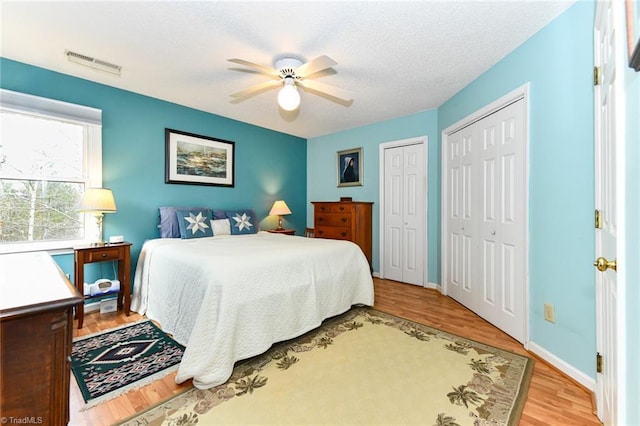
337, 147, 363, 187
165, 128, 235, 187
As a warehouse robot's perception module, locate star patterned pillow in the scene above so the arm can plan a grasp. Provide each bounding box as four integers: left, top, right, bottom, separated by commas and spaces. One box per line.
175, 208, 214, 239
224, 209, 259, 235
159, 206, 209, 238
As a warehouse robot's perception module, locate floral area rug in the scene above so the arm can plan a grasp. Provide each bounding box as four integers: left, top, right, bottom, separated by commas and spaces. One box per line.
118, 307, 533, 425
71, 319, 184, 409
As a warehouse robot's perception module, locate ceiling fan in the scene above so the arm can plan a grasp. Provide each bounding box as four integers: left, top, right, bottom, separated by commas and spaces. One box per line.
228, 55, 352, 111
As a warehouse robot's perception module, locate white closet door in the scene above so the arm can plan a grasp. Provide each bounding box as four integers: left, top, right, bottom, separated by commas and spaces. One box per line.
444, 96, 526, 343
383, 143, 424, 285
445, 131, 463, 299
384, 147, 404, 282
460, 126, 478, 309
401, 143, 424, 285
445, 126, 477, 304
477, 100, 526, 341
477, 112, 499, 323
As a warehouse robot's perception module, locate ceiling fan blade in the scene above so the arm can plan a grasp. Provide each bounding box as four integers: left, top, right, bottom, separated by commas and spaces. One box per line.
230, 79, 281, 99
297, 79, 352, 104
228, 58, 279, 76
294, 55, 337, 78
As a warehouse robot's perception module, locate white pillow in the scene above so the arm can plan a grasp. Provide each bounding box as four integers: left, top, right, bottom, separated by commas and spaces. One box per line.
211, 218, 231, 236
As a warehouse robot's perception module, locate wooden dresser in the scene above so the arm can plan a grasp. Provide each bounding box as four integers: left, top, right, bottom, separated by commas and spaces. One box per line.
312, 201, 373, 268
0, 252, 83, 426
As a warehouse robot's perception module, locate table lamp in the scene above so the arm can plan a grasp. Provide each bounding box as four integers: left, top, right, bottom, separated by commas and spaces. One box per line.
78, 187, 117, 245
269, 200, 291, 231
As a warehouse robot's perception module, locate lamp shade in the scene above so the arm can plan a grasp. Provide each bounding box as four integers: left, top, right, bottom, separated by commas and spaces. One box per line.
78, 188, 117, 213
269, 200, 291, 216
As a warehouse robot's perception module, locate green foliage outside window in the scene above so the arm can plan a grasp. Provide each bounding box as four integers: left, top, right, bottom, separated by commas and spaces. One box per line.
0, 179, 84, 242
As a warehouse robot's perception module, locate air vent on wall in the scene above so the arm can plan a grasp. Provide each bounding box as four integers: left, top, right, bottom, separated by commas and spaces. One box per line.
66, 50, 121, 76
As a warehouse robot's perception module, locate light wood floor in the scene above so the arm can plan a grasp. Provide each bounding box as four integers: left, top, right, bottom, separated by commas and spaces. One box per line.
70, 278, 601, 425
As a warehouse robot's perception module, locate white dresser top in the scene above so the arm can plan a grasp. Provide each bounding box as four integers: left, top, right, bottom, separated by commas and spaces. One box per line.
0, 252, 81, 313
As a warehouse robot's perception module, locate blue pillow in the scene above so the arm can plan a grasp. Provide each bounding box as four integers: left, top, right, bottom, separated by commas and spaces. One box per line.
159, 206, 209, 238
213, 210, 227, 220
175, 208, 214, 239
224, 209, 259, 235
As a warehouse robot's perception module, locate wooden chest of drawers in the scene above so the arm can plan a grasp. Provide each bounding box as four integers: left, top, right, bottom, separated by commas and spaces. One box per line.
0, 252, 83, 425
312, 201, 373, 268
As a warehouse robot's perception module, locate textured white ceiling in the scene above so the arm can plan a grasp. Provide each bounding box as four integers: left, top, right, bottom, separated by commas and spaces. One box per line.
0, 1, 574, 138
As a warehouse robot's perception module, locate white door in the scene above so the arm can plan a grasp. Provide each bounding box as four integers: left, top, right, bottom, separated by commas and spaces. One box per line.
401, 143, 425, 285
444, 125, 477, 307
385, 146, 404, 281
383, 142, 425, 285
444, 130, 462, 300
476, 100, 526, 341
443, 91, 527, 344
594, 0, 625, 422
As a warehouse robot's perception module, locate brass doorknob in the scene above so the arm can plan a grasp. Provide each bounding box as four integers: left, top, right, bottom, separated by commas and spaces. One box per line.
594, 257, 617, 272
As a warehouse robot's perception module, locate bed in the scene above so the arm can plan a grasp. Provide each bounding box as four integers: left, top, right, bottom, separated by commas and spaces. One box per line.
131, 231, 374, 389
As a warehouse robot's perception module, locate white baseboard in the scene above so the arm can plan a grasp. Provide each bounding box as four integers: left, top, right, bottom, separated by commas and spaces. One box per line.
528, 341, 596, 392
372, 275, 439, 289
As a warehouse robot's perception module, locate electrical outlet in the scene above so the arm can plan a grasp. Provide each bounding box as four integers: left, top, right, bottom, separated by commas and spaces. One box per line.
544, 303, 555, 323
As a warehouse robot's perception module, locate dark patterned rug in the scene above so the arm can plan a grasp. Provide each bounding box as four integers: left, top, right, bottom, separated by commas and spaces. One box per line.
71, 320, 184, 408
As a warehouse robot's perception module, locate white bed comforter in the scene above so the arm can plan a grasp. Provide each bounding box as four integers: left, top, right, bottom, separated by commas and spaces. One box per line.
131, 231, 374, 389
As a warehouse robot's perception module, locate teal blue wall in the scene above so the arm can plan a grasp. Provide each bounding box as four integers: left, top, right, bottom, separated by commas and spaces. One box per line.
0, 58, 307, 282
308, 2, 597, 380
623, 57, 640, 424
307, 110, 439, 278
439, 2, 596, 377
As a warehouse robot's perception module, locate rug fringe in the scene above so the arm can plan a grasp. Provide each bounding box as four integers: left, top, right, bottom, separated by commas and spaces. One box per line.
80, 364, 181, 411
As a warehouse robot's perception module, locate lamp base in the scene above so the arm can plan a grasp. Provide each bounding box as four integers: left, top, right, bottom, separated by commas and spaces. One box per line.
91, 213, 106, 246
275, 216, 284, 231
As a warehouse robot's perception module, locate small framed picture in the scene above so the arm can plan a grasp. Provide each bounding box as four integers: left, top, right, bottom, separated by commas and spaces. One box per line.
337, 147, 363, 187
165, 128, 235, 187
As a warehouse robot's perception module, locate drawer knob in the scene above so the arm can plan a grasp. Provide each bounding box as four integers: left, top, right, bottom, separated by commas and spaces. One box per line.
341, 217, 347, 223
318, 230, 324, 235
318, 218, 324, 222
102, 253, 107, 258
341, 232, 347, 237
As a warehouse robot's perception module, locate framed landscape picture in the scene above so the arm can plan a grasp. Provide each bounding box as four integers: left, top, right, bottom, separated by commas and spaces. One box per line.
337, 147, 363, 187
165, 128, 235, 187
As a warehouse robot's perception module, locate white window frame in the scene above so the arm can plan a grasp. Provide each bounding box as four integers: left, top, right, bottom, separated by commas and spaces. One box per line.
0, 89, 103, 254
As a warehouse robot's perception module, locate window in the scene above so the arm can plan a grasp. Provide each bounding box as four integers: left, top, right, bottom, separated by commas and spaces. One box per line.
0, 89, 102, 253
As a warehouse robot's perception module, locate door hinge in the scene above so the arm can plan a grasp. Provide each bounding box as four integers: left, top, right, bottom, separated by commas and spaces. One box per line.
596, 352, 603, 373
594, 66, 601, 86
595, 209, 603, 229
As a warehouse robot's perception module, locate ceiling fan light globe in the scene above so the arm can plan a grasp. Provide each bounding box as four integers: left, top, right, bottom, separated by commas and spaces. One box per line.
278, 85, 300, 111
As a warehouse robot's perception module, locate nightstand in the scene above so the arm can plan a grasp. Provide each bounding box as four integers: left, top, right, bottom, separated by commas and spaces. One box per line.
73, 242, 132, 329
267, 229, 296, 235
